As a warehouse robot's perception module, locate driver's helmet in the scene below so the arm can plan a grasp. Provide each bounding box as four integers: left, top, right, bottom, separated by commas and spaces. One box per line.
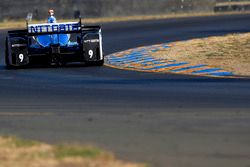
48, 9, 54, 16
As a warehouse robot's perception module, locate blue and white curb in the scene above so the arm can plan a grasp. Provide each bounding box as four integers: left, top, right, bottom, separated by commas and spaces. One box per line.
105, 43, 235, 77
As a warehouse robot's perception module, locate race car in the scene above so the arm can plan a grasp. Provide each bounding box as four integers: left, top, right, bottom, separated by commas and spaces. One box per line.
5, 14, 104, 68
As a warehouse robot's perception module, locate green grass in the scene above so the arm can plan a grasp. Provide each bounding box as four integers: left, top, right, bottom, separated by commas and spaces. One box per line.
0, 136, 144, 167
54, 145, 102, 159
9, 137, 39, 148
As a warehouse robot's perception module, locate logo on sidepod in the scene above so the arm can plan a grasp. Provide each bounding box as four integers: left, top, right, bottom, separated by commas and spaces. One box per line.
84, 39, 100, 43
28, 23, 80, 34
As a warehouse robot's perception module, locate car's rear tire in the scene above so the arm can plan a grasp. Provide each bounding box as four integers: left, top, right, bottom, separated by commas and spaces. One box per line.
95, 59, 104, 66
85, 59, 104, 66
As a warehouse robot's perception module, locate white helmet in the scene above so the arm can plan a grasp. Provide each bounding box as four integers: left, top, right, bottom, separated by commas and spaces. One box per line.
48, 9, 54, 16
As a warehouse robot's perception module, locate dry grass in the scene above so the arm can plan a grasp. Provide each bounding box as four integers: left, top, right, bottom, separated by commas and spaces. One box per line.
152, 33, 250, 76
0, 136, 145, 167
1, 11, 250, 29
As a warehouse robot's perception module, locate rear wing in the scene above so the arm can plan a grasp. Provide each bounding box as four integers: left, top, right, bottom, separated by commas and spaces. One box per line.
26, 13, 83, 36
27, 22, 82, 36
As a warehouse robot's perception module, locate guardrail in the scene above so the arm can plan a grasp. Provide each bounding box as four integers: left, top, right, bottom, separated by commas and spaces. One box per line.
214, 0, 250, 12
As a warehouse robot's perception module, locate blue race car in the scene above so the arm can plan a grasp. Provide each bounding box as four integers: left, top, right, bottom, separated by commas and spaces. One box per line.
5, 14, 104, 68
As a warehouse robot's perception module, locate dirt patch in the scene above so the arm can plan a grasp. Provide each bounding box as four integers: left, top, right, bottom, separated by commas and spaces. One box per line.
152, 33, 250, 76
0, 136, 145, 167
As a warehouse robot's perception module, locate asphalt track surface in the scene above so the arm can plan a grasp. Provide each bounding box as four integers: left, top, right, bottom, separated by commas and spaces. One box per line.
1, 14, 250, 167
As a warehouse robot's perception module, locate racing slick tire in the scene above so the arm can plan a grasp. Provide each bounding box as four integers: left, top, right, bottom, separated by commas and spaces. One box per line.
85, 59, 104, 66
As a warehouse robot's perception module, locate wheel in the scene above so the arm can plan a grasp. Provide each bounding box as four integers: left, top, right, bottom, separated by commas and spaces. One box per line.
85, 59, 104, 66
95, 59, 104, 66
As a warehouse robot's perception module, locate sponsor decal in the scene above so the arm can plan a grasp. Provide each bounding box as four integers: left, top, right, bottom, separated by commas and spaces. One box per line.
11, 44, 27, 47
28, 22, 81, 34
84, 39, 100, 43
